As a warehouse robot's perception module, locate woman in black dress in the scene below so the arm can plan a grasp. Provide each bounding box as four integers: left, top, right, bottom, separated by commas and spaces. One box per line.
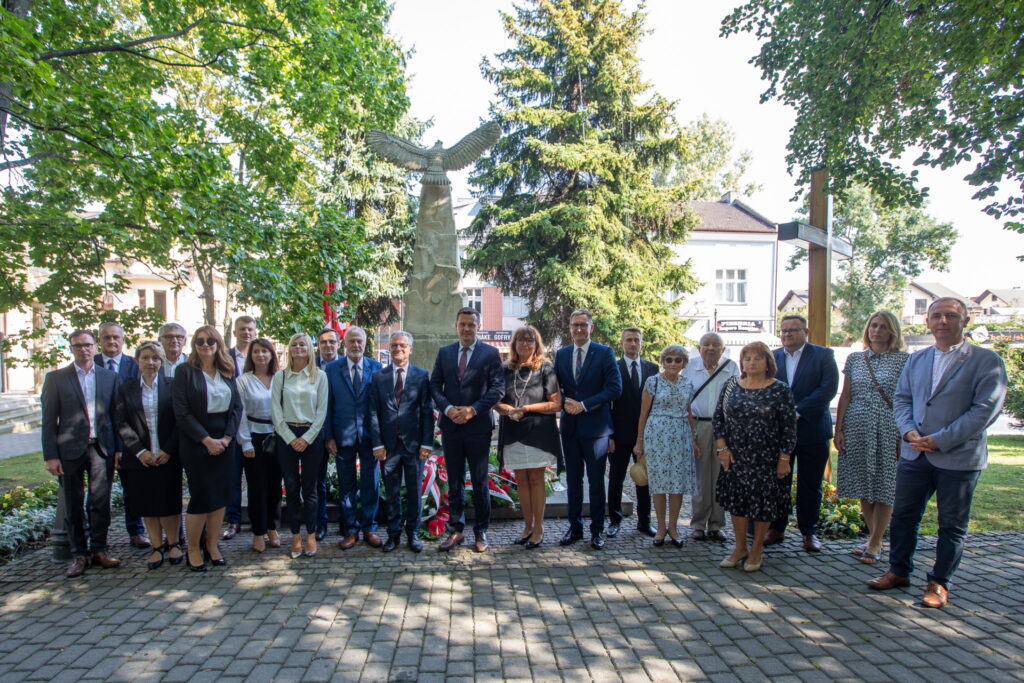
172, 325, 242, 572
495, 325, 562, 548
114, 341, 183, 569
713, 341, 797, 572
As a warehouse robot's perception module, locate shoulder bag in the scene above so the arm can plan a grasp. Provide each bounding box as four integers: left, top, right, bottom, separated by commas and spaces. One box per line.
629, 376, 657, 486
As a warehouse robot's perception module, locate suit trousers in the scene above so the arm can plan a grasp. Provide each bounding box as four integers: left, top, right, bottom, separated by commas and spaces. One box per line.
607, 442, 650, 526
99, 464, 144, 537
241, 433, 282, 535
316, 449, 330, 532
771, 440, 830, 536
277, 427, 324, 535
443, 430, 491, 534
225, 441, 244, 525
336, 444, 380, 535
381, 442, 424, 535
61, 445, 112, 556
690, 420, 725, 532
888, 456, 980, 587
562, 433, 609, 535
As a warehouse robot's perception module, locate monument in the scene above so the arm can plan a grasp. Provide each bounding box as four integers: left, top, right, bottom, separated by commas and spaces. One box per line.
367, 121, 501, 364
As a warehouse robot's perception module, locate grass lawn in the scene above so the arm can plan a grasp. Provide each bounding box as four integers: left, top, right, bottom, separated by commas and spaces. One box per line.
0, 451, 50, 491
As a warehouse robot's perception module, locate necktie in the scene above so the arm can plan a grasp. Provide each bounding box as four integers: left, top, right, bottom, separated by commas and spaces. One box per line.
107, 358, 116, 372
395, 368, 404, 405
458, 346, 469, 380
575, 347, 584, 380
352, 364, 361, 394
630, 360, 639, 391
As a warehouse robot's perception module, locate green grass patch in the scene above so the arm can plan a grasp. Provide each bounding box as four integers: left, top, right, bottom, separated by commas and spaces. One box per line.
0, 452, 51, 492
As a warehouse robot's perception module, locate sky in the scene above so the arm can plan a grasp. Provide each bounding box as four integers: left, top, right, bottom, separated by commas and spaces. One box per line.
387, 0, 1024, 300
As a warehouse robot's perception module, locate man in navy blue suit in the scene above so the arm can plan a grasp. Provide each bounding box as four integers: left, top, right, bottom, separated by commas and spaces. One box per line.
368, 332, 436, 552
94, 321, 148, 549
555, 309, 622, 550
767, 315, 839, 552
429, 307, 504, 553
324, 326, 384, 549
224, 315, 258, 541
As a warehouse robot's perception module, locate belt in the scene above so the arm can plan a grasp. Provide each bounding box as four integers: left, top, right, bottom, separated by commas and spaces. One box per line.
87, 438, 98, 444
694, 417, 712, 422
248, 416, 273, 425
286, 421, 311, 428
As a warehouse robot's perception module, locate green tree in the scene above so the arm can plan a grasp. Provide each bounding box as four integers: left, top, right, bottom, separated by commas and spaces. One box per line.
467, 0, 698, 350
722, 0, 1024, 235
654, 114, 762, 200
787, 185, 957, 342
994, 341, 1024, 429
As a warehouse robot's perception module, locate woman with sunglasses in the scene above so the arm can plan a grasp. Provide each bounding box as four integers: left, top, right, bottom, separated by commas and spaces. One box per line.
172, 325, 243, 572
633, 345, 698, 547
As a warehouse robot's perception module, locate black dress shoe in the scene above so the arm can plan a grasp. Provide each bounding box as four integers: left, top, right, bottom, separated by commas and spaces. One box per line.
606, 523, 620, 538
408, 535, 423, 553
525, 538, 542, 549
653, 537, 666, 547
637, 523, 657, 537
670, 536, 685, 548
221, 523, 239, 541
315, 527, 327, 542
706, 530, 727, 542
560, 529, 584, 546
512, 534, 531, 545
185, 554, 207, 573
591, 533, 605, 550
202, 548, 226, 567
382, 536, 400, 552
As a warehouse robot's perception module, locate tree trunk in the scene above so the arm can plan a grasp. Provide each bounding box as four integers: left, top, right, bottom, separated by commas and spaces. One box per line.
195, 261, 216, 327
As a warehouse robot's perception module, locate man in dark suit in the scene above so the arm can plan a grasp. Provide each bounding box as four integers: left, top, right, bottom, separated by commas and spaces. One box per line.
368, 331, 436, 552
555, 309, 623, 550
224, 315, 258, 540
607, 327, 658, 538
324, 326, 383, 549
767, 315, 839, 552
43, 329, 122, 577
95, 321, 148, 549
314, 327, 341, 538
429, 307, 504, 553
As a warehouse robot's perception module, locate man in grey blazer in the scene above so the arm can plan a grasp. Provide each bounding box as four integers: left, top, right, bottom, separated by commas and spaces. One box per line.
42, 329, 122, 577
868, 298, 1007, 608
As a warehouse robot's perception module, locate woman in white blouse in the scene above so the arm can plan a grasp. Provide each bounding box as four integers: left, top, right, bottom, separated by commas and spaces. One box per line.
172, 326, 243, 572
115, 341, 183, 569
272, 333, 329, 558
237, 338, 283, 553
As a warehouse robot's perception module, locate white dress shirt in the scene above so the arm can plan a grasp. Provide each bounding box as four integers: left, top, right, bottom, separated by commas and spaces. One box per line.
236, 373, 274, 452
101, 352, 124, 374
622, 356, 642, 393
684, 358, 740, 419
573, 340, 592, 372
931, 341, 965, 395
784, 344, 805, 386
230, 347, 246, 377
163, 353, 188, 378
204, 371, 232, 413
270, 364, 329, 444
75, 363, 98, 439
346, 357, 365, 386
393, 363, 410, 390
140, 376, 160, 455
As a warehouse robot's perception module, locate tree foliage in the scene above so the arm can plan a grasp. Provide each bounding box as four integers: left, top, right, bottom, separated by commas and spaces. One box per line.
788, 184, 957, 342
654, 114, 762, 200
0, 0, 408, 350
467, 0, 698, 350
722, 0, 1024, 234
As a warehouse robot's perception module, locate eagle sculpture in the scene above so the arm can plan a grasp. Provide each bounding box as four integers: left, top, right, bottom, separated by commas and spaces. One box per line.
366, 121, 501, 186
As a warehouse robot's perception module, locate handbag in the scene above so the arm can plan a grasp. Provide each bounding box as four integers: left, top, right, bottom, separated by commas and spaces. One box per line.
629, 376, 657, 486
260, 372, 286, 456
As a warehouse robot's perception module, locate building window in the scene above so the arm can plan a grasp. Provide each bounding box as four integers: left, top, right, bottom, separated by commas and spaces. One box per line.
137, 289, 146, 308
465, 288, 482, 313
153, 290, 168, 319
715, 269, 746, 304
502, 295, 528, 317
915, 298, 927, 315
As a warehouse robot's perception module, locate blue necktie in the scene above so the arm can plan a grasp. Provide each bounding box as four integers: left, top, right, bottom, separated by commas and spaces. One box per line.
107, 358, 116, 372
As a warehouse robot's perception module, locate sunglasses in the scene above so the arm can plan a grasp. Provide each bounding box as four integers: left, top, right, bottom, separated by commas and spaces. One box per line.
663, 357, 685, 364
194, 337, 217, 347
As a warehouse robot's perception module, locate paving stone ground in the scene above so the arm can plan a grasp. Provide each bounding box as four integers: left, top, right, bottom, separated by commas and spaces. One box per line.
0, 520, 1022, 682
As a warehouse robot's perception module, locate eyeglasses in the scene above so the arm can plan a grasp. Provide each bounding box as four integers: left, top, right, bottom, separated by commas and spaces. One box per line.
569, 323, 590, 329
780, 328, 804, 335
516, 337, 536, 344
161, 334, 186, 341
70, 343, 94, 349
663, 357, 685, 364
194, 337, 216, 347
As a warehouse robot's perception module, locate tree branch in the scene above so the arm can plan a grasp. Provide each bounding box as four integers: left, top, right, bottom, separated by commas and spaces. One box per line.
0, 151, 70, 170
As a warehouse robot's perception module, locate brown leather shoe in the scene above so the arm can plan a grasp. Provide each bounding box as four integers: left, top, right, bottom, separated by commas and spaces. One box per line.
90, 552, 121, 569
691, 529, 706, 541
922, 581, 948, 608
221, 523, 239, 540
65, 556, 89, 578
364, 532, 383, 548
338, 533, 358, 550
474, 532, 489, 553
867, 570, 911, 590
438, 531, 464, 552
763, 529, 785, 546
803, 534, 823, 552
129, 534, 151, 549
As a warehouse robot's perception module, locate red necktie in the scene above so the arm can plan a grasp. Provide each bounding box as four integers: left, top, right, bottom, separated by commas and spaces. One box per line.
458, 346, 469, 380
395, 368, 404, 405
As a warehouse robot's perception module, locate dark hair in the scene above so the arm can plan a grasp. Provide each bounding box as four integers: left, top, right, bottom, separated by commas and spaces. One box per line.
317, 327, 340, 342
739, 341, 777, 379
187, 325, 235, 378
620, 327, 642, 339
234, 315, 256, 327
570, 309, 593, 323
68, 329, 96, 344
507, 325, 549, 371
243, 338, 279, 375
780, 314, 808, 328
456, 307, 481, 323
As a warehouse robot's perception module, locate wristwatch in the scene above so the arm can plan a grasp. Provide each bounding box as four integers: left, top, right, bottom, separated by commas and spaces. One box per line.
716, 447, 728, 453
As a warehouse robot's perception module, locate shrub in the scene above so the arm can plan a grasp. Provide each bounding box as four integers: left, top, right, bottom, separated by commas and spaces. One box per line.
0, 507, 56, 559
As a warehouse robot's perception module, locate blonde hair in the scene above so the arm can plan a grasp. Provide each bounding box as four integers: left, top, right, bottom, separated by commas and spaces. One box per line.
285, 333, 319, 382
507, 325, 549, 371
134, 341, 167, 364
861, 311, 905, 352
659, 344, 689, 365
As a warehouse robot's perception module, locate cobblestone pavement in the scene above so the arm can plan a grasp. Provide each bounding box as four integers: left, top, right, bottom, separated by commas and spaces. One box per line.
0, 521, 1022, 682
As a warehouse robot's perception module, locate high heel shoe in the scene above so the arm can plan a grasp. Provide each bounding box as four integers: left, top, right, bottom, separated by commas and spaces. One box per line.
185, 552, 207, 572
147, 544, 167, 570
167, 542, 184, 566
525, 536, 543, 549
267, 530, 281, 548
743, 554, 762, 572
719, 553, 747, 568
653, 537, 666, 547
669, 535, 685, 549
304, 540, 318, 557
252, 536, 266, 553
203, 547, 226, 567
513, 535, 532, 546
290, 541, 303, 559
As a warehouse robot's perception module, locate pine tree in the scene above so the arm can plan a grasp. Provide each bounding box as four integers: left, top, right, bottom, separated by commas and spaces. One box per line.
467, 0, 698, 349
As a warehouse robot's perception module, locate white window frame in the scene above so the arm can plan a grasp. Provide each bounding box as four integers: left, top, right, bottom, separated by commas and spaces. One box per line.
715, 268, 747, 304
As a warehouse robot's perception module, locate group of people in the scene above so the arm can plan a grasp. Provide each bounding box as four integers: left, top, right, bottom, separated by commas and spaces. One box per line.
41, 298, 1006, 608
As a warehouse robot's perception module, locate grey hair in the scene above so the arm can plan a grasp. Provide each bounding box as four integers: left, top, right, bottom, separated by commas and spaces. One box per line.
98, 321, 124, 335
344, 325, 367, 340
390, 331, 414, 346
698, 332, 724, 346
659, 344, 689, 364
928, 297, 969, 318
158, 322, 186, 337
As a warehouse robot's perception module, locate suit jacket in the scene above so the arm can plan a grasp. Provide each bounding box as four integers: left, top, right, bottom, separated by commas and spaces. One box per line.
610, 357, 659, 446
774, 343, 839, 445
94, 353, 141, 384
171, 364, 242, 444
555, 342, 623, 439
323, 356, 383, 448
893, 342, 1007, 470
114, 375, 179, 470
41, 363, 118, 461
429, 342, 505, 436
368, 364, 435, 454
